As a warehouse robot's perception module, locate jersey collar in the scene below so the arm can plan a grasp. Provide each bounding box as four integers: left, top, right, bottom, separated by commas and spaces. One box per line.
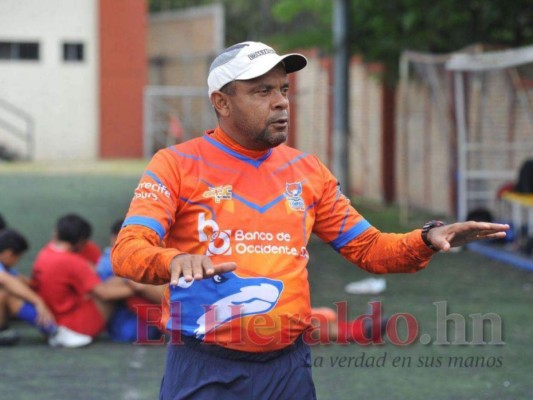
204, 127, 273, 168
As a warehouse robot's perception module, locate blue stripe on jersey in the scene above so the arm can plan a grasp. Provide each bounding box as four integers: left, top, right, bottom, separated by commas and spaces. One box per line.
168, 147, 200, 161
233, 192, 286, 214
169, 147, 241, 174
199, 178, 285, 214
204, 135, 272, 168
145, 170, 164, 186
329, 183, 344, 215
272, 153, 308, 175
179, 197, 216, 219
303, 202, 317, 240
123, 216, 166, 240
329, 219, 372, 252
338, 207, 350, 236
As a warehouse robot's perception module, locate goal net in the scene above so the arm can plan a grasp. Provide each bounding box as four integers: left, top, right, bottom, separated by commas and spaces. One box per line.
143, 86, 217, 157
397, 45, 533, 224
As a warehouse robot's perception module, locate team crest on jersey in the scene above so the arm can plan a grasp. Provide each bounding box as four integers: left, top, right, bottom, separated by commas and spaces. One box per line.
285, 181, 305, 211
203, 185, 232, 203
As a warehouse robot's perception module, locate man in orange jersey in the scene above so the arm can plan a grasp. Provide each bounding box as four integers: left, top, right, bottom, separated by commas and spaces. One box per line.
112, 41, 509, 400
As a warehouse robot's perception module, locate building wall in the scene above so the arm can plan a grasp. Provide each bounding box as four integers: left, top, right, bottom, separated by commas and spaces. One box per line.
144, 5, 223, 154
148, 4, 224, 87
396, 73, 455, 217
293, 49, 331, 165
0, 0, 98, 160
291, 51, 386, 202
99, 0, 146, 158
349, 58, 384, 201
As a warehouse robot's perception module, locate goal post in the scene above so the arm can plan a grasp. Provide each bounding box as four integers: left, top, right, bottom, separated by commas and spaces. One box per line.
143, 86, 217, 158
397, 50, 456, 224
397, 44, 533, 227
447, 45, 533, 222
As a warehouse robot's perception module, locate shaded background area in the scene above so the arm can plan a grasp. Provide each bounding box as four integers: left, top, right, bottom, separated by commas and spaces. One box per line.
0, 163, 531, 399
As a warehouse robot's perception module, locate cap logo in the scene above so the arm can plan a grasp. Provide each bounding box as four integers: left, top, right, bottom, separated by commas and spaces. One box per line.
247, 48, 275, 60
208, 41, 307, 97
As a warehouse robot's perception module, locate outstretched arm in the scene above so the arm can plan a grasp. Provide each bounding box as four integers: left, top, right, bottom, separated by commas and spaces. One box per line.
339, 221, 509, 274
339, 228, 435, 274
340, 221, 509, 274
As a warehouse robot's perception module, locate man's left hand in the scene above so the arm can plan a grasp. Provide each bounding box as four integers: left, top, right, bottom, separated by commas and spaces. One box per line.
427, 221, 509, 252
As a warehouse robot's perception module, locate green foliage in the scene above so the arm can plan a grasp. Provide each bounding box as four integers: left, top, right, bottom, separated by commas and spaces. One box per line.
272, 0, 331, 25
272, 0, 533, 81
149, 0, 212, 13
270, 0, 332, 51
149, 0, 533, 82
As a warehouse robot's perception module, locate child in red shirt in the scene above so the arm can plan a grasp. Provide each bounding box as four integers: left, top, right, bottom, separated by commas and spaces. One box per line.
32, 214, 143, 347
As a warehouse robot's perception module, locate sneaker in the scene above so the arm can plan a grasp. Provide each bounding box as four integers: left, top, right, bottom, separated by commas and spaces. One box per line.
0, 327, 20, 346
344, 278, 386, 295
48, 326, 93, 348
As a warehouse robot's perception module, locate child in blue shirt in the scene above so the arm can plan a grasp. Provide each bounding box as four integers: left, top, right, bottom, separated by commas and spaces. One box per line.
97, 219, 164, 342
0, 229, 56, 345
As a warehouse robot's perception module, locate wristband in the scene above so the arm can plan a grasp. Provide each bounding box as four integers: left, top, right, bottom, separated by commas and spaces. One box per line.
421, 220, 446, 251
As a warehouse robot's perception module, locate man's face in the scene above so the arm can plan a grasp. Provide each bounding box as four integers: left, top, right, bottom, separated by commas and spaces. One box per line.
224, 64, 290, 151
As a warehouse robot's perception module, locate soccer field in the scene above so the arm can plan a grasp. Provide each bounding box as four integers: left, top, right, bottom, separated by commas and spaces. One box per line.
0, 162, 531, 400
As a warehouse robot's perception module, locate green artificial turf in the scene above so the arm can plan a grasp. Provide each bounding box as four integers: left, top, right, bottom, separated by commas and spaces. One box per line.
0, 161, 531, 399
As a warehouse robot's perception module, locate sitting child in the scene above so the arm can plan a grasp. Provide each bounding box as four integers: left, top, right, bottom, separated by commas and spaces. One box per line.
31, 214, 150, 347
97, 219, 164, 342
0, 229, 56, 345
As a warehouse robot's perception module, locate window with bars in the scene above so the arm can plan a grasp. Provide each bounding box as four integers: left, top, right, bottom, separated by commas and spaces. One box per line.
63, 42, 84, 62
0, 41, 39, 60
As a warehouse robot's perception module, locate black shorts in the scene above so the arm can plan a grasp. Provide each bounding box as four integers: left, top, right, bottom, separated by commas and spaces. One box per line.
159, 335, 317, 400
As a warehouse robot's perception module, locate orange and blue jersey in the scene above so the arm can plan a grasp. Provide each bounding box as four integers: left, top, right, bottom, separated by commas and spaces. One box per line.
112, 126, 434, 352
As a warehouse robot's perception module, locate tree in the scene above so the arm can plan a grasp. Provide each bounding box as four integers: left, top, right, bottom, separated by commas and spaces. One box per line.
149, 0, 533, 82
271, 0, 533, 83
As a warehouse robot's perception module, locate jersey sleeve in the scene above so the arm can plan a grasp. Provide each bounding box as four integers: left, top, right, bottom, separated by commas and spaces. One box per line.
312, 158, 435, 273
112, 149, 183, 285
112, 225, 181, 285
339, 228, 435, 273
122, 149, 180, 240
312, 157, 372, 248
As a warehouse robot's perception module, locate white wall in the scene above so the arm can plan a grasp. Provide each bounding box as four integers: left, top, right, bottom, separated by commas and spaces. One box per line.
0, 0, 98, 160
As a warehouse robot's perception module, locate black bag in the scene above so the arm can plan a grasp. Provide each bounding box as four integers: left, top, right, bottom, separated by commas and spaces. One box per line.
515, 159, 533, 193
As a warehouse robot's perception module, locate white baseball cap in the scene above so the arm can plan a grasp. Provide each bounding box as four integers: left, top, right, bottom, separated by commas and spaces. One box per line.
207, 41, 307, 98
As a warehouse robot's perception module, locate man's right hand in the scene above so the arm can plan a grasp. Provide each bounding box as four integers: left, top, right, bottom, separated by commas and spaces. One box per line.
170, 254, 237, 286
